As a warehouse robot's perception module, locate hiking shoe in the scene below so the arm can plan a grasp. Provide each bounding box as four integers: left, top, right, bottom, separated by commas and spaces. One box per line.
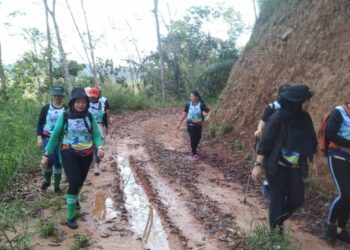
94, 167, 101, 176
271, 244, 282, 250
192, 154, 200, 161
66, 218, 78, 229
54, 187, 63, 194
76, 201, 81, 210
338, 230, 350, 244
262, 184, 270, 198
323, 221, 337, 243
41, 182, 50, 191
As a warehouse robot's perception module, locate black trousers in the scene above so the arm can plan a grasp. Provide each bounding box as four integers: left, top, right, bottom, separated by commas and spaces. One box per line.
61, 151, 93, 195
187, 125, 202, 155
267, 165, 305, 229
327, 155, 350, 228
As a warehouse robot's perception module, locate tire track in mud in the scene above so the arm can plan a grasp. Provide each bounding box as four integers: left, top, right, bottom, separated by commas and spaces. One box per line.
110, 109, 349, 250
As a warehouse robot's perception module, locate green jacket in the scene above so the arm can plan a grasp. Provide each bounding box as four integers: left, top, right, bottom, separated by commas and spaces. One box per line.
45, 112, 103, 154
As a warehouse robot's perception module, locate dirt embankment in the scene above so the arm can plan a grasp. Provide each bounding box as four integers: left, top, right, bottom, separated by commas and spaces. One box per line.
211, 0, 350, 187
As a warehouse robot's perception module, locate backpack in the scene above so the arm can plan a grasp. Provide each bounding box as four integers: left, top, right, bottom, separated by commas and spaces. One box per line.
43, 104, 68, 118
62, 111, 93, 135
318, 104, 350, 156
187, 102, 205, 121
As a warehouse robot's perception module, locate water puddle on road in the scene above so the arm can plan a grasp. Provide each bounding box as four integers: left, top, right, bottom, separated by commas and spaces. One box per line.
115, 155, 170, 250
92, 193, 119, 221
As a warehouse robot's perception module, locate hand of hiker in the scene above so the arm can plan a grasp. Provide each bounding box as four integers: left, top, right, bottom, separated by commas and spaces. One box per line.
40, 155, 49, 171
37, 136, 43, 148
254, 130, 262, 139
251, 164, 263, 182
98, 147, 104, 159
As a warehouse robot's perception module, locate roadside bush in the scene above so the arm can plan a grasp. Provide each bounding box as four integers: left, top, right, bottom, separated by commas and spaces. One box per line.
0, 101, 40, 194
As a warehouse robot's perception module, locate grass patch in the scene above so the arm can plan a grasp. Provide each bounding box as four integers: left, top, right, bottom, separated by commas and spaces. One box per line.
233, 139, 245, 152
0, 200, 30, 249
208, 123, 233, 137
70, 234, 90, 250
247, 224, 296, 250
36, 218, 58, 238
0, 101, 40, 194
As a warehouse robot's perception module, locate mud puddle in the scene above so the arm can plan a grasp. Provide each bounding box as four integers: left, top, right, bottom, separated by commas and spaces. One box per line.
115, 155, 170, 250
92, 192, 119, 221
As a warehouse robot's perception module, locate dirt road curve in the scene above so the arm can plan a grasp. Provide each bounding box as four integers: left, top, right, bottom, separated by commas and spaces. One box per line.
32, 109, 347, 250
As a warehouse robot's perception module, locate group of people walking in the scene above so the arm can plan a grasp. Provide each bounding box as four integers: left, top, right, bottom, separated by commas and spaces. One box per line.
37, 85, 109, 229
250, 84, 350, 245
37, 83, 350, 246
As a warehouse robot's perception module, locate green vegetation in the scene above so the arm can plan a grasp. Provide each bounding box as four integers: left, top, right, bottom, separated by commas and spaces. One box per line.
233, 139, 245, 152
70, 234, 90, 250
36, 218, 58, 238
209, 123, 233, 137
247, 224, 296, 250
0, 100, 40, 194
0, 200, 30, 249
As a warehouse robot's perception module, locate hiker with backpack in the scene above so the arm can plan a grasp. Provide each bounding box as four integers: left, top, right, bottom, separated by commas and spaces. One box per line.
251, 84, 317, 234
96, 85, 111, 126
41, 87, 104, 229
87, 86, 108, 175
37, 85, 67, 193
177, 91, 210, 161
322, 103, 350, 244
254, 84, 290, 198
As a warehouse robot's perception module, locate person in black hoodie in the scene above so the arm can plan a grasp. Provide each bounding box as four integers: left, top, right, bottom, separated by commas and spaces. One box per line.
323, 102, 350, 244
251, 84, 317, 234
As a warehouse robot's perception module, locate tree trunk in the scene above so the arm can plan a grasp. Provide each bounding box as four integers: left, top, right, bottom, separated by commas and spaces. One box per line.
0, 42, 8, 100
65, 0, 93, 75
253, 0, 258, 20
44, 0, 53, 88
153, 0, 166, 100
81, 0, 98, 85
44, 0, 73, 92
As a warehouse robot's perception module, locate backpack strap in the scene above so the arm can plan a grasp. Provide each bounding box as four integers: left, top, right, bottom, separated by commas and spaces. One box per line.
83, 113, 93, 135
43, 104, 50, 119
341, 104, 350, 118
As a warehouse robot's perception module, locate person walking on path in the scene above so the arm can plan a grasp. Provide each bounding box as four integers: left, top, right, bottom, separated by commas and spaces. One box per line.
87, 86, 108, 175
96, 85, 111, 126
177, 91, 210, 161
251, 84, 317, 235
37, 85, 67, 193
254, 84, 290, 198
323, 102, 350, 244
41, 87, 104, 229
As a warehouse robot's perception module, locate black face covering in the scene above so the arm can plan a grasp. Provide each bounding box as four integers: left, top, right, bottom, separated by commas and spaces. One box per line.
279, 97, 317, 159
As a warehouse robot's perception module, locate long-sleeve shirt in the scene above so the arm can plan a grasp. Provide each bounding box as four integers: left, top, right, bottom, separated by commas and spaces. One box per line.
45, 113, 103, 155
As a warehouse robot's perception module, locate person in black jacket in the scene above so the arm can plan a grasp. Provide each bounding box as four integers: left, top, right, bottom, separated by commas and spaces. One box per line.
323, 103, 350, 244
251, 84, 317, 234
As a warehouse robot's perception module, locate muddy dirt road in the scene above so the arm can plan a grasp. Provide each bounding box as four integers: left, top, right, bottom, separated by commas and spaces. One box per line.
31, 109, 348, 249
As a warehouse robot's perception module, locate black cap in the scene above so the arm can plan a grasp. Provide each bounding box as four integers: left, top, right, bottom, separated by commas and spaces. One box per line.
50, 85, 65, 96
280, 84, 314, 102
68, 87, 90, 111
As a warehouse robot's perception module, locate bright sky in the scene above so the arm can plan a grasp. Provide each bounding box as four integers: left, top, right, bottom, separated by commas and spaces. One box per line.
0, 0, 255, 65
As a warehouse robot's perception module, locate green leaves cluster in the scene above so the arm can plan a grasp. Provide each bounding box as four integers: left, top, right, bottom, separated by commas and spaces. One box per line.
139, 4, 245, 100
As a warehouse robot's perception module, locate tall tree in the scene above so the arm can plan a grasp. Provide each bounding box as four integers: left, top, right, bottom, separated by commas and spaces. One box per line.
44, 0, 73, 92
0, 42, 7, 100
153, 0, 166, 100
43, 0, 53, 88
252, 0, 258, 20
81, 0, 98, 85
65, 0, 93, 80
